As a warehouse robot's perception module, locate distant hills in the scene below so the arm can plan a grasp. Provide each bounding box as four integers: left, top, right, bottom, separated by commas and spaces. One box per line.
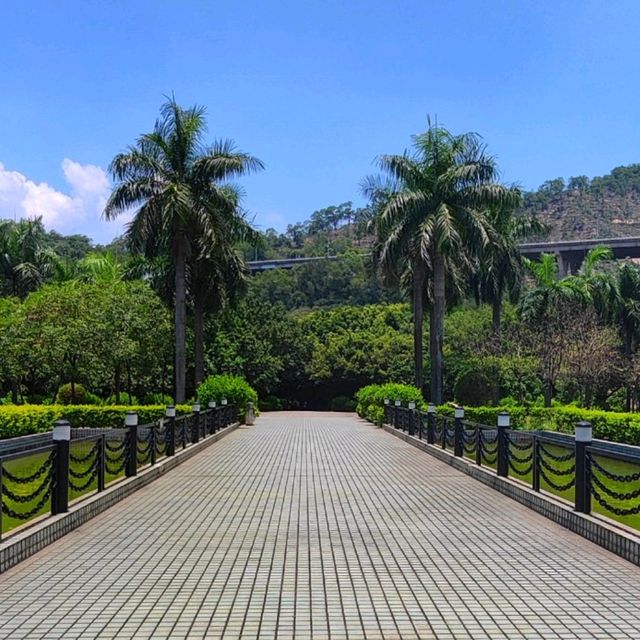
521, 164, 640, 241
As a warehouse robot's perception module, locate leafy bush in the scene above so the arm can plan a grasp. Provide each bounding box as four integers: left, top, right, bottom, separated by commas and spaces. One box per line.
104, 393, 141, 406
454, 368, 498, 406
261, 395, 285, 412
330, 395, 357, 412
355, 383, 424, 425
196, 374, 258, 421
436, 404, 640, 445
0, 404, 192, 439
55, 383, 101, 405
142, 392, 174, 406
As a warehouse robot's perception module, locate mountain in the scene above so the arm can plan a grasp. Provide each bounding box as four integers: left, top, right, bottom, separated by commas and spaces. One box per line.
521, 164, 640, 241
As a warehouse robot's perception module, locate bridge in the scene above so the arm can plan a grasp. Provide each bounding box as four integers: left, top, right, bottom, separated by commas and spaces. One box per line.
248, 236, 640, 276
1, 412, 638, 639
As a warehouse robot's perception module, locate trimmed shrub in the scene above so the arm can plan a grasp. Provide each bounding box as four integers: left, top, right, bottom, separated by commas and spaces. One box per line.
261, 395, 285, 412
454, 368, 498, 406
0, 404, 192, 439
355, 383, 424, 425
330, 395, 357, 412
196, 374, 258, 422
55, 384, 101, 406
436, 404, 640, 446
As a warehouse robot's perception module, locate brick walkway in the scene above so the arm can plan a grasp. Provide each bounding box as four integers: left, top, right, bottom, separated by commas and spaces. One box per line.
1, 412, 639, 639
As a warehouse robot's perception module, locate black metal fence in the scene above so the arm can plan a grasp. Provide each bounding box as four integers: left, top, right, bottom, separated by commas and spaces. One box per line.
384, 402, 640, 528
0, 404, 235, 539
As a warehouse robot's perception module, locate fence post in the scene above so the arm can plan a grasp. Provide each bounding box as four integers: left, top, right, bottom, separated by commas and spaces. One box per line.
475, 425, 482, 466
192, 403, 201, 443
426, 403, 436, 444
125, 411, 138, 477
52, 420, 70, 514
394, 400, 401, 429
454, 406, 464, 457
150, 422, 157, 466
575, 421, 592, 513
166, 405, 176, 456
97, 435, 106, 492
532, 434, 540, 491
222, 398, 229, 427
206, 400, 214, 434
497, 412, 510, 477
408, 402, 416, 436
383, 398, 390, 425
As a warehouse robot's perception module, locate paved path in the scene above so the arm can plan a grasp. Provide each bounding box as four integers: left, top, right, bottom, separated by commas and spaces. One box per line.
1, 412, 639, 639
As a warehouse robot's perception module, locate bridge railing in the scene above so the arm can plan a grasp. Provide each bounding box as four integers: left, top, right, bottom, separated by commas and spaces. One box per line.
0, 403, 235, 540
385, 402, 640, 528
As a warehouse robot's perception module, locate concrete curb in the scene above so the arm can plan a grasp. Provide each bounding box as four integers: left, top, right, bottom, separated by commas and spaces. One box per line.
0, 422, 240, 573
383, 423, 640, 567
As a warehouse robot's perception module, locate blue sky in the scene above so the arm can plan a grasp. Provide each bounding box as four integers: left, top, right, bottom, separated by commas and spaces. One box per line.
1, 1, 639, 243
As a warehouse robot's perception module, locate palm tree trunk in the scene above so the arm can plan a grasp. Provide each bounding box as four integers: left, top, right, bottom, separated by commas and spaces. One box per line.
430, 251, 445, 405
492, 296, 501, 336
543, 380, 553, 408
194, 302, 206, 389
412, 261, 425, 391
174, 234, 187, 404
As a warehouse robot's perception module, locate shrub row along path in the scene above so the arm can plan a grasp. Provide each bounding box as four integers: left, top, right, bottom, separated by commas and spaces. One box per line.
1, 412, 639, 639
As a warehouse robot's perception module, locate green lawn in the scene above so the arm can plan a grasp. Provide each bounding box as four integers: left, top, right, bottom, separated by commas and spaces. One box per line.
454, 432, 640, 531
0, 435, 163, 536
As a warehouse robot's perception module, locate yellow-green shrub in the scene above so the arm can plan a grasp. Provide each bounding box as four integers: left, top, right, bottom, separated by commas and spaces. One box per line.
0, 404, 192, 439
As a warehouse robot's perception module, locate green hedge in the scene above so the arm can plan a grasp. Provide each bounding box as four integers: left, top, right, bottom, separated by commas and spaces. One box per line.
355, 383, 425, 425
355, 382, 640, 445
0, 404, 192, 439
437, 405, 640, 446
196, 374, 258, 422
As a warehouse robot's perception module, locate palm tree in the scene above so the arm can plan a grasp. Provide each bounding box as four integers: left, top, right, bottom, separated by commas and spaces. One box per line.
519, 253, 591, 321
476, 207, 542, 336
365, 122, 520, 403
0, 218, 60, 297
190, 185, 256, 387
104, 98, 263, 402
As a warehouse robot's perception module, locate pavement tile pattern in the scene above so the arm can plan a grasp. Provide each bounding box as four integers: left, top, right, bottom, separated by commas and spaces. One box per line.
0, 412, 639, 639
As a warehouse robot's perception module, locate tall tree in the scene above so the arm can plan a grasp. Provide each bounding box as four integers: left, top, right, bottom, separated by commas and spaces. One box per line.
104, 98, 263, 402
0, 218, 60, 298
365, 122, 520, 402
476, 206, 538, 336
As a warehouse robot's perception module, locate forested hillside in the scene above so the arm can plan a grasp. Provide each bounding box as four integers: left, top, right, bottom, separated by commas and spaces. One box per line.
521, 164, 640, 240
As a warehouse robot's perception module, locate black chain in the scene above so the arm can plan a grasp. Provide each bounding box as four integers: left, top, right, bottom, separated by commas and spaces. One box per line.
2, 470, 52, 504
2, 488, 52, 520
538, 452, 575, 476
69, 440, 100, 464
69, 460, 99, 492
482, 452, 497, 465
591, 485, 640, 516
2, 451, 55, 484
507, 434, 533, 451
105, 439, 126, 453
539, 465, 575, 492
509, 459, 533, 476
509, 449, 533, 465
538, 444, 575, 463
590, 469, 640, 501
588, 454, 640, 483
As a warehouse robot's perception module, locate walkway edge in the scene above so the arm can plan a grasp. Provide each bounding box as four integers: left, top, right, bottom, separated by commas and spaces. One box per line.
0, 422, 240, 574
382, 422, 640, 567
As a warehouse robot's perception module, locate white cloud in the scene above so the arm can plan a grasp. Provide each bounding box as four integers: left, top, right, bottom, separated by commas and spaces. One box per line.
0, 159, 128, 243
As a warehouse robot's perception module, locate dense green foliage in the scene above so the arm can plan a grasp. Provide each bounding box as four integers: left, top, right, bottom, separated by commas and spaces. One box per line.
0, 404, 191, 438
0, 280, 172, 405
355, 383, 425, 425
196, 374, 258, 420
